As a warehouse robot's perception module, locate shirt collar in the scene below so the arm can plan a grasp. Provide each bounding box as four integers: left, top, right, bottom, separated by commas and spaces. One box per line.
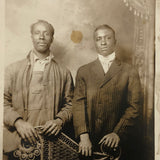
31, 50, 54, 63
98, 52, 115, 63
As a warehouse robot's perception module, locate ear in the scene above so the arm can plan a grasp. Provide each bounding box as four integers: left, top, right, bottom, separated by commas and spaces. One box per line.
51, 36, 54, 43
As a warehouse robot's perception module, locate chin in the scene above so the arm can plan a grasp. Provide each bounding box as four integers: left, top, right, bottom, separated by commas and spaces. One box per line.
36, 48, 49, 53
100, 52, 111, 57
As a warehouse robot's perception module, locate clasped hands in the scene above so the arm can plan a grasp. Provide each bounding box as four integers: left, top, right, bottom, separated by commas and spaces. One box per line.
14, 118, 63, 145
79, 132, 120, 157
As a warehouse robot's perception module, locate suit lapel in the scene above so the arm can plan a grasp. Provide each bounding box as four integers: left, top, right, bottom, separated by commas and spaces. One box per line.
91, 59, 105, 83
100, 58, 122, 88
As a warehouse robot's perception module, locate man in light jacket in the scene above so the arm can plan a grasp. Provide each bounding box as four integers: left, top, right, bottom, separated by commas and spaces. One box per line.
3, 20, 74, 159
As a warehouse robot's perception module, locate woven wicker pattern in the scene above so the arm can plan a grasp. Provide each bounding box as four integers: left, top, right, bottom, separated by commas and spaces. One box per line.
49, 139, 79, 159
42, 133, 79, 160
13, 127, 121, 160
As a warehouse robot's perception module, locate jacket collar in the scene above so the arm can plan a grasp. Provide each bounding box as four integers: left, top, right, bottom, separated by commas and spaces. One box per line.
100, 57, 122, 88
26, 50, 55, 66
91, 57, 122, 88
91, 58, 105, 82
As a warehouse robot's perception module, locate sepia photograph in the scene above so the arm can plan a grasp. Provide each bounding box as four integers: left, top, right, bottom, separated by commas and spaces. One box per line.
0, 0, 159, 159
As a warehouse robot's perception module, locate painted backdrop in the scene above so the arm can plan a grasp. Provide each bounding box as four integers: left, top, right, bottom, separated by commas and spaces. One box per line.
5, 0, 135, 79
5, 0, 155, 159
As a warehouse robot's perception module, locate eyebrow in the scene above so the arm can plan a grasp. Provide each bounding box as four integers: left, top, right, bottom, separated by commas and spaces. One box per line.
96, 34, 113, 37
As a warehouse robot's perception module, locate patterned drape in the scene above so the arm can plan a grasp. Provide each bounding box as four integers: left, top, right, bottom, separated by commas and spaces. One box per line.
155, 0, 160, 159
123, 0, 150, 19
123, 0, 155, 159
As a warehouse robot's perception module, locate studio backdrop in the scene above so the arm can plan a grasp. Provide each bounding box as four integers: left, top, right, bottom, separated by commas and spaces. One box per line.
5, 0, 155, 159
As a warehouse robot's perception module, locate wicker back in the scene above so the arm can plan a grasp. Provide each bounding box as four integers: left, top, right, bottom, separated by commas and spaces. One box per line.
13, 126, 121, 160
42, 132, 79, 160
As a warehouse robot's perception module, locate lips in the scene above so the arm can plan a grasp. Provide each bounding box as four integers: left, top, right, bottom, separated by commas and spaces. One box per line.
38, 42, 47, 46
101, 48, 108, 51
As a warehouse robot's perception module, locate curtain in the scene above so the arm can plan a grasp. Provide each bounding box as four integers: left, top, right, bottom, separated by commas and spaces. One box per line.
155, 0, 160, 159
123, 0, 150, 19
123, 0, 155, 159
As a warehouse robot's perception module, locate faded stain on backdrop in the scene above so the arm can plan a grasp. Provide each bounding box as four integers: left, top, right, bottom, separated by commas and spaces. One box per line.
71, 31, 83, 43
5, 0, 134, 80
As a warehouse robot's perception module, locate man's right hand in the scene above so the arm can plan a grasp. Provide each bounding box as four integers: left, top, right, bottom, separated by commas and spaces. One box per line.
14, 119, 38, 145
79, 133, 92, 157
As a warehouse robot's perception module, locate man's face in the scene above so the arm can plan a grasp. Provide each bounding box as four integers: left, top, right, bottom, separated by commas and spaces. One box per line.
94, 28, 116, 57
31, 23, 53, 53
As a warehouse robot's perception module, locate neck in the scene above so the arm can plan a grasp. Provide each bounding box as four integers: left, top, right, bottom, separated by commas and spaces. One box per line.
99, 51, 115, 58
33, 49, 50, 60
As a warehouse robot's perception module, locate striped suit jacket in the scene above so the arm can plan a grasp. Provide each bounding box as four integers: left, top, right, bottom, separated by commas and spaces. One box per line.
73, 57, 142, 146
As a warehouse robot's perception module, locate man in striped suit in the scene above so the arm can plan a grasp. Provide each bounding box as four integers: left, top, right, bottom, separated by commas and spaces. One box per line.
73, 24, 142, 160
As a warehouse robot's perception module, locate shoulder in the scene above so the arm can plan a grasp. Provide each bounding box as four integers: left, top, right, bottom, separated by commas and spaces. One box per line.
121, 62, 139, 77
77, 60, 97, 75
7, 59, 27, 67
122, 62, 137, 70
121, 62, 132, 70
5, 58, 27, 73
51, 59, 72, 76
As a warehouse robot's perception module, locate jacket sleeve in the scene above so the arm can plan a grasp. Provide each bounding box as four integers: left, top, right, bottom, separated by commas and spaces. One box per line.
72, 69, 89, 138
113, 67, 142, 140
4, 65, 23, 127
55, 70, 74, 124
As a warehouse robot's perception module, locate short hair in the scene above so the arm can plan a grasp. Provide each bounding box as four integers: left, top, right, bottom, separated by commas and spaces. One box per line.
94, 24, 115, 38
30, 20, 55, 36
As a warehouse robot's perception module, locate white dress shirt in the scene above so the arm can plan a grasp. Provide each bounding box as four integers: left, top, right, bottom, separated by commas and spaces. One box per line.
32, 51, 53, 71
98, 52, 115, 74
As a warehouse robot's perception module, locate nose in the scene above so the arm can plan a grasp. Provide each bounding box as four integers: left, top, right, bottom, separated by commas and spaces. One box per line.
39, 33, 45, 39
101, 37, 107, 45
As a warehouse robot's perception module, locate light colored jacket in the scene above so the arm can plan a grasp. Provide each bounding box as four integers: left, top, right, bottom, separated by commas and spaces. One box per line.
3, 52, 74, 152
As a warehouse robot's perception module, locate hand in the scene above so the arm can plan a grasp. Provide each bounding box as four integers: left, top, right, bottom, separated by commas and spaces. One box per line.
79, 133, 92, 157
14, 119, 38, 145
42, 119, 63, 136
99, 132, 120, 148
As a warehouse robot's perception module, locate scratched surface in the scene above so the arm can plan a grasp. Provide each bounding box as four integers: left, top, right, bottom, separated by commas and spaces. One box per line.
5, 0, 134, 80
4, 0, 156, 160
155, 1, 160, 159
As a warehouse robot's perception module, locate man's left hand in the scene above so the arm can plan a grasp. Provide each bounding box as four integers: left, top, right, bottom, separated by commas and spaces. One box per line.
99, 132, 120, 148
42, 119, 63, 136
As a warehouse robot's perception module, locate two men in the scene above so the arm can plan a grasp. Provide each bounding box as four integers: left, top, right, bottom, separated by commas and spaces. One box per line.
73, 25, 142, 159
4, 21, 142, 159
3, 20, 74, 159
